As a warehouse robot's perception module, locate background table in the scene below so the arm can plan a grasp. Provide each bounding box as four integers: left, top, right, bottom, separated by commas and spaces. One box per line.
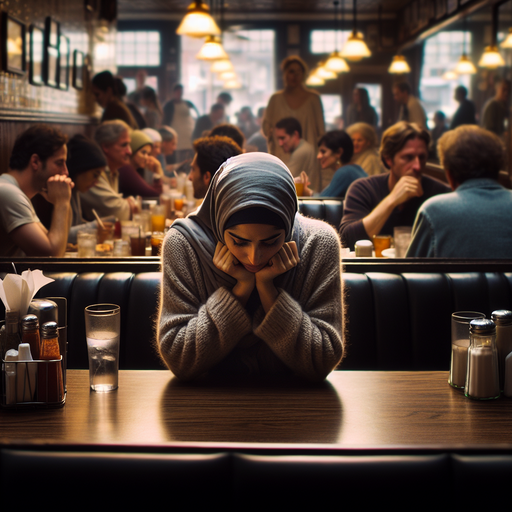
1, 370, 512, 450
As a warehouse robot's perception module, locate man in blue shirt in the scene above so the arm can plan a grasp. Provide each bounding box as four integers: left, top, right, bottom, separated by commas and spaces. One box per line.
407, 125, 512, 258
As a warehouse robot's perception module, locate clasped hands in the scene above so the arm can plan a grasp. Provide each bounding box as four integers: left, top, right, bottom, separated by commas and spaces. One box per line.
213, 241, 300, 306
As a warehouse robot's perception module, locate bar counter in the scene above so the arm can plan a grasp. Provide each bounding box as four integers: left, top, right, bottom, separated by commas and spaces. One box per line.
1, 370, 512, 451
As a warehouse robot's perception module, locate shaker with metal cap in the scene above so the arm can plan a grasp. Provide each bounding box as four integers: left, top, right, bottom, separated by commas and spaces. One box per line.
491, 310, 512, 391
28, 299, 58, 330
465, 318, 500, 400
21, 314, 40, 360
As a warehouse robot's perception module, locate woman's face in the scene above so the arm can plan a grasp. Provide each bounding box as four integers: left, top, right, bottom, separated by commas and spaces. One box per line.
74, 167, 103, 193
92, 85, 111, 108
151, 141, 162, 158
317, 144, 341, 170
283, 62, 304, 89
132, 144, 152, 168
224, 224, 285, 273
351, 133, 370, 155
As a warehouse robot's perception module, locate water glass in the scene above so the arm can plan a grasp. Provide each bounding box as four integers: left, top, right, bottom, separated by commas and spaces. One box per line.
84, 304, 120, 392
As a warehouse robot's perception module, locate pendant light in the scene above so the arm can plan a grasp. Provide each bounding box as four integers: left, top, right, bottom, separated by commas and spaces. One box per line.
501, 28, 512, 48
306, 74, 325, 86
315, 63, 337, 80
324, 1, 350, 73
341, 0, 371, 61
388, 55, 411, 74
211, 59, 234, 73
479, 4, 505, 68
455, 16, 476, 74
176, 1, 221, 38
196, 35, 228, 60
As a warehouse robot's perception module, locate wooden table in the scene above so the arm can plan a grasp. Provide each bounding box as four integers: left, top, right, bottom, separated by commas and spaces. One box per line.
1, 370, 512, 451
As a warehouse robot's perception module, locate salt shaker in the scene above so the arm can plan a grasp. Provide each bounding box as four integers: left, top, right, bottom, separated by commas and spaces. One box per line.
491, 310, 512, 391
465, 318, 500, 400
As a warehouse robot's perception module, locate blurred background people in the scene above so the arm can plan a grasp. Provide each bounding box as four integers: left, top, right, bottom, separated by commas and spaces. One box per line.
237, 106, 259, 140
346, 122, 385, 176
346, 87, 378, 127
263, 56, 325, 164
247, 107, 268, 153
393, 81, 427, 129
450, 85, 476, 129
192, 103, 225, 141
140, 86, 163, 129
210, 123, 245, 151
481, 79, 511, 137
429, 111, 448, 161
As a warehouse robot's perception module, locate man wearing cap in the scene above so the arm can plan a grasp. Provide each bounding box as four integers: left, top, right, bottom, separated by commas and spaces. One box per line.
66, 134, 110, 244
0, 124, 73, 257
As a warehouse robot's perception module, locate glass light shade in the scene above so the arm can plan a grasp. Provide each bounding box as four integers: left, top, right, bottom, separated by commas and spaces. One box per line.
388, 55, 411, 74
454, 54, 477, 74
315, 64, 337, 80
341, 31, 371, 61
223, 79, 242, 89
501, 28, 512, 48
478, 46, 505, 68
306, 74, 325, 86
219, 71, 237, 81
442, 70, 458, 81
210, 59, 234, 73
324, 51, 350, 73
176, 1, 221, 38
196, 36, 228, 60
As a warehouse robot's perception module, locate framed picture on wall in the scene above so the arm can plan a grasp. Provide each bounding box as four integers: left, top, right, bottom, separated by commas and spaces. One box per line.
29, 25, 44, 85
72, 50, 84, 90
2, 13, 26, 75
44, 17, 59, 87
58, 34, 69, 90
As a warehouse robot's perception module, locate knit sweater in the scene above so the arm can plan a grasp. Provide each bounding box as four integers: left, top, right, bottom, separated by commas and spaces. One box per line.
157, 214, 343, 381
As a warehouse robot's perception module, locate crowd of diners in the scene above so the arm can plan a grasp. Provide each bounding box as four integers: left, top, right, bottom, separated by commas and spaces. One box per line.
1, 54, 511, 381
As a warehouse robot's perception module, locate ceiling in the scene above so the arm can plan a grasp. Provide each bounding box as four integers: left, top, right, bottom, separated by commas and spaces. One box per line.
117, 0, 412, 20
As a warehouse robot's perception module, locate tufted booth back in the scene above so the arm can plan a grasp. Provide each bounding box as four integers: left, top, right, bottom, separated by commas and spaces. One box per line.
342, 271, 512, 371
298, 198, 343, 228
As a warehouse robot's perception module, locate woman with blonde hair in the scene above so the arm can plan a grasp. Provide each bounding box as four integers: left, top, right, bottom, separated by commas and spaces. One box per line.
346, 122, 385, 176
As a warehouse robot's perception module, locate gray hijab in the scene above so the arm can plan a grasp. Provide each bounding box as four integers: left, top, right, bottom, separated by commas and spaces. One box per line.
172, 152, 299, 295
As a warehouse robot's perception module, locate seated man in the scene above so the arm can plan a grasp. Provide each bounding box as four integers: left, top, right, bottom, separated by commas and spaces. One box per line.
339, 121, 449, 250
0, 125, 73, 257
407, 126, 512, 258
80, 120, 139, 221
188, 136, 242, 199
274, 117, 317, 184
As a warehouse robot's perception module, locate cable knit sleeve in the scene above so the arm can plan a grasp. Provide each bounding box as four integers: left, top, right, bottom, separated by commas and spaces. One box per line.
157, 229, 252, 380
253, 218, 343, 381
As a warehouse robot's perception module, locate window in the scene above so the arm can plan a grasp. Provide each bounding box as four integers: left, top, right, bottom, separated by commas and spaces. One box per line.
310, 30, 354, 54
420, 31, 471, 126
116, 31, 160, 67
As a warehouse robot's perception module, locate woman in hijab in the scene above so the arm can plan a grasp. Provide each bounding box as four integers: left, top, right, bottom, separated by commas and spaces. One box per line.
157, 152, 343, 381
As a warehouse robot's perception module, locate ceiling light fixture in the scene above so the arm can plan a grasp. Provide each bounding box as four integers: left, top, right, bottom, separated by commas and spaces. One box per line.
455, 16, 476, 74
388, 55, 411, 74
324, 1, 350, 73
479, 5, 505, 69
196, 35, 228, 60
176, 1, 221, 38
341, 0, 371, 61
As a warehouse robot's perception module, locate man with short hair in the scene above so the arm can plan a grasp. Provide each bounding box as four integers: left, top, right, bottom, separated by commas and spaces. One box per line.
80, 120, 138, 221
407, 126, 512, 258
450, 85, 476, 129
188, 136, 242, 199
339, 121, 450, 250
393, 82, 427, 129
0, 124, 73, 257
481, 79, 511, 137
274, 117, 317, 184
210, 123, 245, 150
192, 103, 225, 142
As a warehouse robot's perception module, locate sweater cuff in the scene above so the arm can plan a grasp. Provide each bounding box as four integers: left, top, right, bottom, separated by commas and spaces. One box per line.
207, 286, 252, 338
254, 289, 301, 343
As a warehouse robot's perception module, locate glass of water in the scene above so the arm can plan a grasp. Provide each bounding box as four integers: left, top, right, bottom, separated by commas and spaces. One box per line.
84, 304, 120, 392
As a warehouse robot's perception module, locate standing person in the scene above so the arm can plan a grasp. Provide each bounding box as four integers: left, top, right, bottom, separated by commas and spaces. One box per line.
450, 85, 476, 129
91, 71, 138, 129
140, 86, 163, 129
0, 125, 73, 257
263, 56, 325, 164
157, 152, 343, 381
237, 106, 258, 139
192, 103, 225, 141
429, 111, 448, 161
346, 122, 385, 176
80, 120, 139, 221
346, 88, 378, 127
339, 122, 449, 250
481, 79, 511, 137
217, 91, 233, 122
393, 82, 427, 130
162, 84, 199, 163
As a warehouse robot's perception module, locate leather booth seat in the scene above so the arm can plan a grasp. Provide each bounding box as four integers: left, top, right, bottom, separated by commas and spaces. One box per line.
1, 448, 509, 509
298, 197, 343, 228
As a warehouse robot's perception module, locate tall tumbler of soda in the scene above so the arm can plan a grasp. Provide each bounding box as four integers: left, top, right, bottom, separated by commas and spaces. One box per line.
84, 304, 121, 392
